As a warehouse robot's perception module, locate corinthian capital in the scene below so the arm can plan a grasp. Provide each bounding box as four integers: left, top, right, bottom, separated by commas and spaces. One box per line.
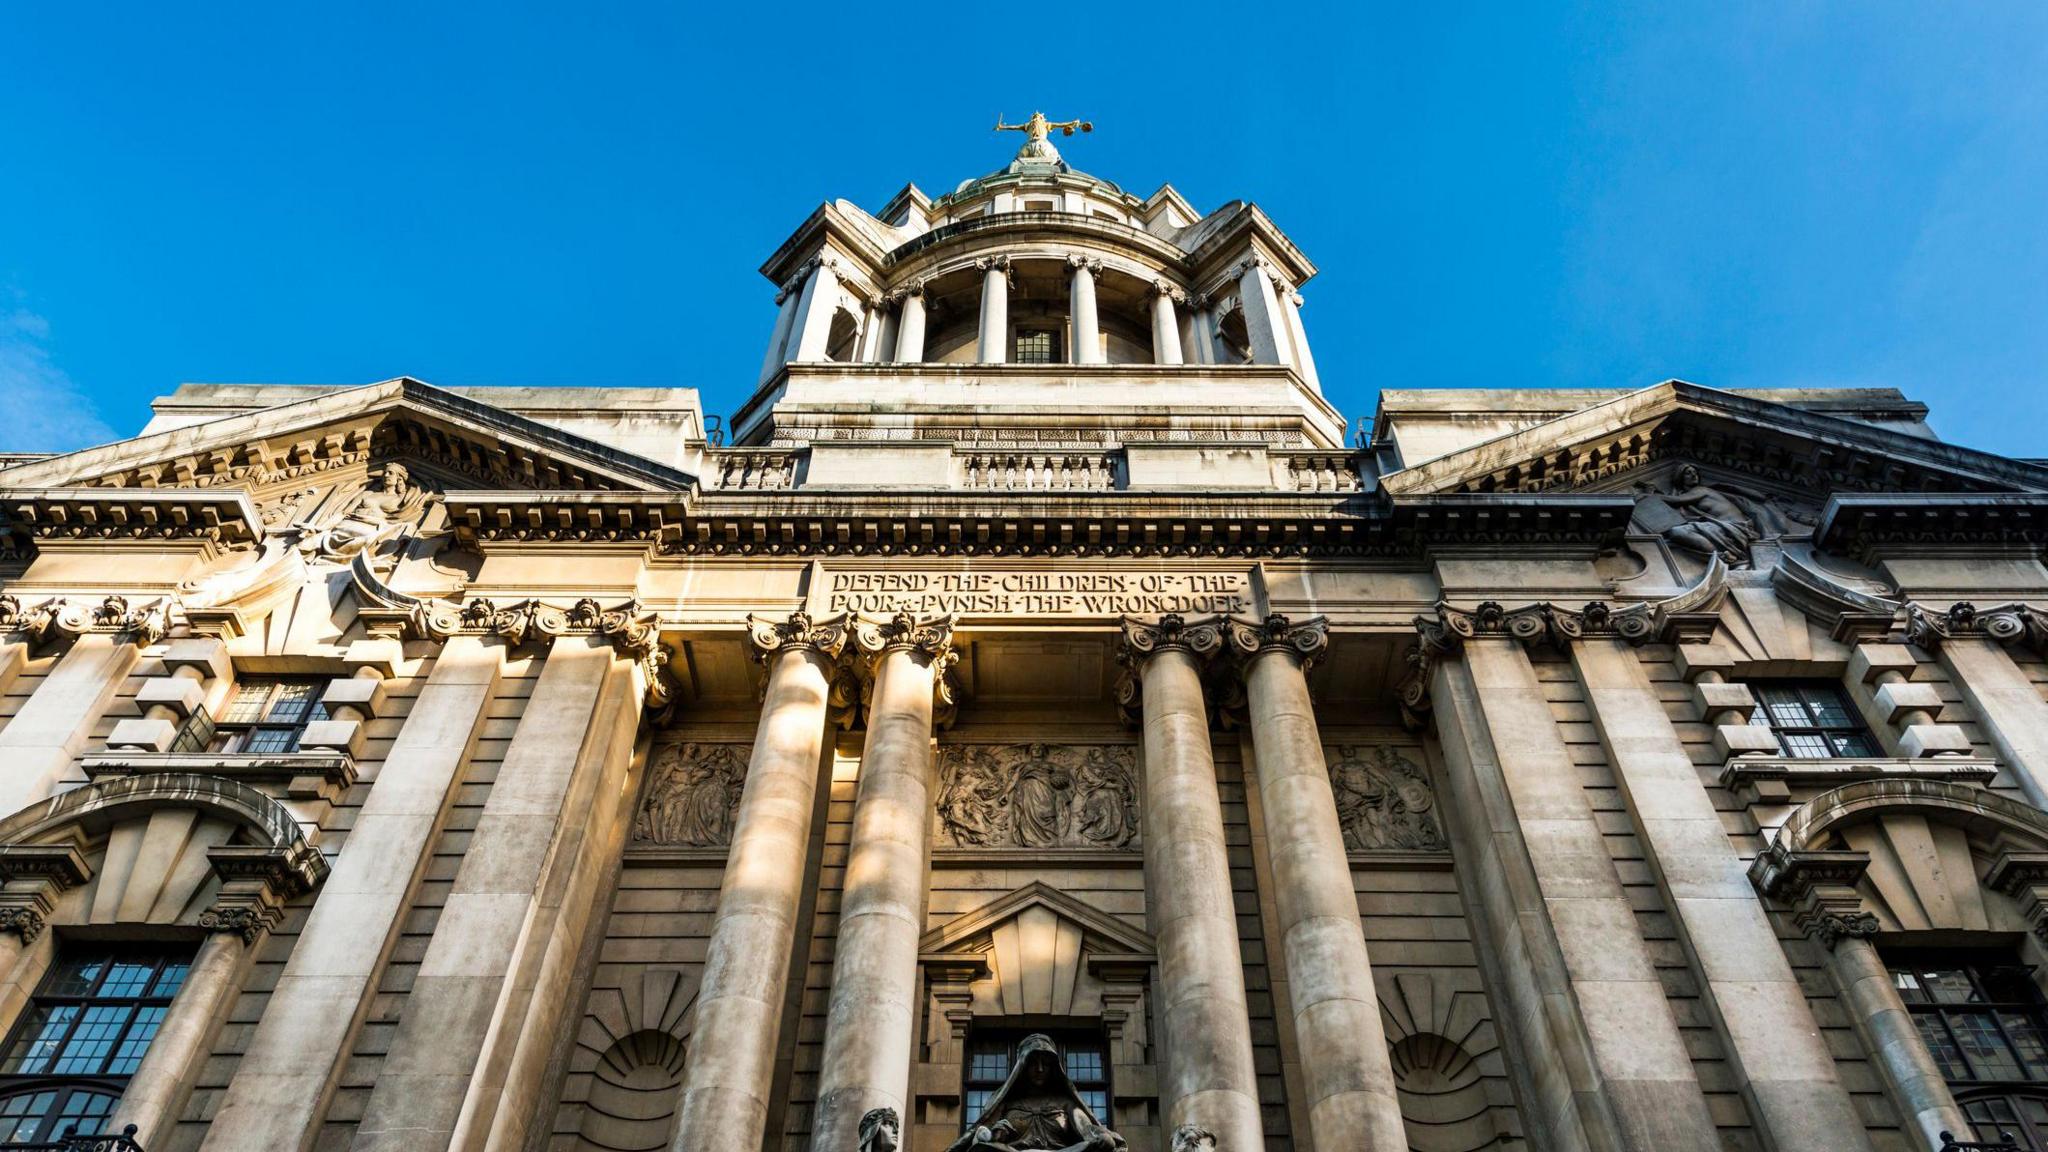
1119, 613, 1225, 664
1066, 252, 1102, 273
747, 610, 851, 662
852, 610, 955, 662
975, 254, 1011, 273
1225, 613, 1328, 669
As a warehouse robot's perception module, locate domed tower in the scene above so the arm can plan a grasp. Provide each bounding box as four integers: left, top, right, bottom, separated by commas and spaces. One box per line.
735, 115, 1342, 450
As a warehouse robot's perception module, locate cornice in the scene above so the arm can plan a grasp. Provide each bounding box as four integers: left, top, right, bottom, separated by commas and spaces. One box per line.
1817, 492, 2048, 558
2, 487, 260, 546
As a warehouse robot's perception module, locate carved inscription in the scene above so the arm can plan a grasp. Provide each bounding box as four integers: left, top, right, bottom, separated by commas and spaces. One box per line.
635, 742, 749, 847
936, 743, 1140, 850
829, 571, 1249, 618
1327, 745, 1445, 852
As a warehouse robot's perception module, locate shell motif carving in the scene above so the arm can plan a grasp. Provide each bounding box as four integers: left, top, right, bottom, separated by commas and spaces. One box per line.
635, 742, 750, 847
936, 743, 1140, 851
1328, 745, 1446, 852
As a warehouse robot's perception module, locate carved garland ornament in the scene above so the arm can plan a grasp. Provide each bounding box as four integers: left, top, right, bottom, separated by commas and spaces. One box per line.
935, 743, 1140, 851
0, 594, 174, 646
635, 742, 750, 847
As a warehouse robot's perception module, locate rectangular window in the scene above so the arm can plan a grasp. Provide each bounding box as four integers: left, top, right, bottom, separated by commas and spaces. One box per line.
1014, 330, 1058, 365
1744, 681, 1881, 759
210, 677, 329, 754
962, 1027, 1112, 1127
0, 946, 190, 1141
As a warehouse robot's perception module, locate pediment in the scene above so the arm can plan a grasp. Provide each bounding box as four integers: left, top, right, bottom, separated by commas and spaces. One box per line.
1381, 381, 2048, 502
0, 377, 695, 502
922, 880, 1154, 959
920, 882, 1153, 1019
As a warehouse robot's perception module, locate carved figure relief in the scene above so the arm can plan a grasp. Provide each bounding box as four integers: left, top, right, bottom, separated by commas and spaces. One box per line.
634, 743, 749, 847
1327, 745, 1445, 852
936, 744, 1139, 851
1628, 463, 1817, 567
299, 462, 436, 563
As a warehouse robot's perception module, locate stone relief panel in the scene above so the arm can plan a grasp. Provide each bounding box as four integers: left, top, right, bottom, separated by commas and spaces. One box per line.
935, 742, 1140, 851
1327, 745, 1446, 852
1626, 462, 1818, 568
634, 742, 750, 847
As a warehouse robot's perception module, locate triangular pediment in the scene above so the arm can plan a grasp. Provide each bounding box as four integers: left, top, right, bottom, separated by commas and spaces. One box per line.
0, 377, 695, 500
1381, 381, 2048, 502
920, 880, 1154, 959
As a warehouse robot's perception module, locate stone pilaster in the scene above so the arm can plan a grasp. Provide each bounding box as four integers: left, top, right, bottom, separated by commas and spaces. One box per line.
1907, 601, 2048, 804
1118, 613, 1265, 1152
0, 595, 168, 815
1566, 620, 1873, 1152
1417, 602, 1720, 1152
1225, 614, 1405, 1150
200, 633, 504, 1152
671, 610, 849, 1152
811, 612, 955, 1151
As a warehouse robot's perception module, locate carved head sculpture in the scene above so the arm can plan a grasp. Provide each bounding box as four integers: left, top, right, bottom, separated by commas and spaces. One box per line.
858, 1106, 901, 1152
1676, 463, 1702, 490
374, 463, 412, 495
1170, 1124, 1218, 1152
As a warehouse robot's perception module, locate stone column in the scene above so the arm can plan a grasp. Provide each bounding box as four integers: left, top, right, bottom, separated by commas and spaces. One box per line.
1278, 286, 1321, 392
976, 255, 1010, 363
1150, 281, 1185, 366
1571, 631, 1872, 1152
670, 611, 849, 1152
1419, 605, 1719, 1152
811, 612, 955, 1150
1234, 257, 1287, 365
1834, 937, 1969, 1150
1906, 604, 2048, 805
1069, 254, 1104, 365
1756, 844, 1968, 1151
1227, 615, 1404, 1150
758, 267, 806, 386
856, 297, 889, 362
0, 600, 152, 815
791, 256, 844, 363
893, 283, 927, 363
201, 634, 503, 1152
114, 832, 323, 1152
1119, 614, 1265, 1151
355, 629, 643, 1152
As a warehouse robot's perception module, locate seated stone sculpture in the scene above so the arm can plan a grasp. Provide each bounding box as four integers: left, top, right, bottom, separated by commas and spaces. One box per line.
944, 1034, 1128, 1152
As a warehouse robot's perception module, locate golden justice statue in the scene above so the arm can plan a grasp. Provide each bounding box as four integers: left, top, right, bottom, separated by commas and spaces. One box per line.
995, 112, 1092, 162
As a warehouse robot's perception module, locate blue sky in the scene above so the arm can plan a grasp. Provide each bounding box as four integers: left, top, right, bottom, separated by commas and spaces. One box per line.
2, 5, 2043, 457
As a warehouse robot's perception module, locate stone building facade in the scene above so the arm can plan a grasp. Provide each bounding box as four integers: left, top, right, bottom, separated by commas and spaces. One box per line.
0, 123, 2046, 1152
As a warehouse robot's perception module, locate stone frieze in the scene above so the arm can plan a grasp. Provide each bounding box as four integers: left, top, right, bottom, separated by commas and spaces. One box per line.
1327, 744, 1445, 852
635, 742, 750, 847
935, 742, 1140, 851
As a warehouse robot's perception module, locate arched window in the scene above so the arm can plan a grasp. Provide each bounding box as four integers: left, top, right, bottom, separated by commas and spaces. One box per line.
0, 946, 189, 1144
1889, 952, 2048, 1149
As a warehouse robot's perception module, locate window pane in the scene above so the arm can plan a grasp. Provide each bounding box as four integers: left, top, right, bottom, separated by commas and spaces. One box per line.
52, 1005, 134, 1075
1924, 969, 1981, 1005
150, 961, 189, 999
219, 682, 273, 724
2000, 1011, 2048, 1080
51, 1088, 117, 1138
105, 1005, 165, 1076
965, 1088, 995, 1119
1, 1006, 76, 1074
0, 1089, 57, 1142
1894, 969, 1928, 1004
1078, 1089, 1107, 1119
1830, 732, 1881, 757
1015, 331, 1056, 364
45, 956, 106, 997
1916, 1014, 1970, 1080
100, 959, 155, 999
968, 1049, 1009, 1082
1781, 733, 1832, 760
1798, 687, 1855, 727
1952, 1011, 2025, 1081
243, 726, 301, 754
1982, 967, 2040, 1004
264, 680, 321, 723
1064, 1048, 1104, 1082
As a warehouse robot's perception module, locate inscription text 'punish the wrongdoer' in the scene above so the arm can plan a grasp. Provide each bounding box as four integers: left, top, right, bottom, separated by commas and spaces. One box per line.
827, 571, 1251, 617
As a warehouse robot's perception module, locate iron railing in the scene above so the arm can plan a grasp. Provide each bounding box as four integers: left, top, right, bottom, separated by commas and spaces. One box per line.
1940, 1129, 2022, 1152
5, 1123, 145, 1151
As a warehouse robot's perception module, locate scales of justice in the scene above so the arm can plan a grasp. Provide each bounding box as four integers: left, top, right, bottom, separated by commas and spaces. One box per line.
995, 112, 1093, 163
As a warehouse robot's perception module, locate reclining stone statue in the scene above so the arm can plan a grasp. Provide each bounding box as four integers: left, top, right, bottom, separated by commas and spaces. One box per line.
942, 1034, 1128, 1151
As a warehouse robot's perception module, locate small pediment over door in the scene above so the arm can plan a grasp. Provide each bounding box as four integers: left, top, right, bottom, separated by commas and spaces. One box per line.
920, 881, 1153, 1017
